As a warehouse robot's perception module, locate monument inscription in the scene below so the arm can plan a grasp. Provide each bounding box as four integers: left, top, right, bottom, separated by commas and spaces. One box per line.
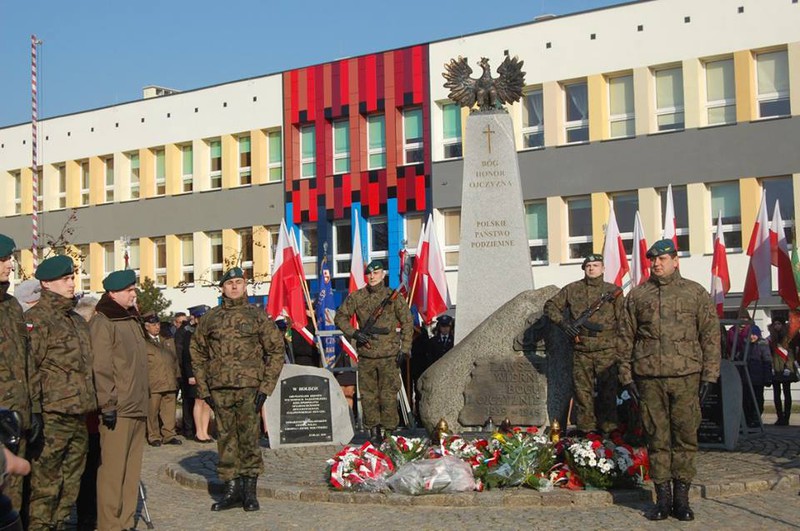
279, 374, 333, 445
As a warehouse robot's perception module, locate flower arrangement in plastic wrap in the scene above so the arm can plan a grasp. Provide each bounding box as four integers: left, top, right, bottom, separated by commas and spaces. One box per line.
326, 441, 395, 491
479, 427, 556, 490
563, 433, 639, 489
381, 435, 429, 467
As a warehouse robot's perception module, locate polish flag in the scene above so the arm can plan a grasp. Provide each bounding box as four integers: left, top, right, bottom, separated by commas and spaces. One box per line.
267, 220, 309, 332
602, 202, 630, 287
631, 211, 650, 286
348, 216, 366, 292
662, 184, 678, 249
710, 211, 730, 317
413, 214, 450, 324
769, 200, 800, 309
741, 194, 772, 308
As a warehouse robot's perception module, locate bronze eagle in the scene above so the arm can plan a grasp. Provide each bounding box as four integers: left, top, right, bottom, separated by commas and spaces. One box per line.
442, 55, 526, 112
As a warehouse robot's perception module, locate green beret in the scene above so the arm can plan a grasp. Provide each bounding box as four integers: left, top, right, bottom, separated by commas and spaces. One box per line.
103, 269, 136, 292
581, 253, 604, 270
0, 234, 16, 259
365, 260, 384, 273
220, 266, 245, 286
646, 239, 677, 259
35, 255, 74, 281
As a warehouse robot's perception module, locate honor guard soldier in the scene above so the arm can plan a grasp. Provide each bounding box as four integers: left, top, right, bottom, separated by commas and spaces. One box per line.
619, 239, 720, 521
544, 253, 623, 436
142, 312, 182, 447
190, 267, 285, 512
0, 234, 37, 511
334, 260, 413, 443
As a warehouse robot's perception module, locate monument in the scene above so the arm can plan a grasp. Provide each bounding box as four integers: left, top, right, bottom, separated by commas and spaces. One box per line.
443, 55, 534, 343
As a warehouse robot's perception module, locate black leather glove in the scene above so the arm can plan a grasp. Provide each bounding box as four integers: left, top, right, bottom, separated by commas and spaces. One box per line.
353, 330, 370, 345
101, 410, 117, 430
623, 382, 640, 405
204, 396, 216, 411
563, 323, 580, 339
395, 351, 408, 366
29, 413, 44, 445
699, 381, 712, 406
254, 392, 267, 413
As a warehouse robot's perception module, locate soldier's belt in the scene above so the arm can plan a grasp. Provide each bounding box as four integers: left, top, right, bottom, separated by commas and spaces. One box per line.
584, 330, 615, 338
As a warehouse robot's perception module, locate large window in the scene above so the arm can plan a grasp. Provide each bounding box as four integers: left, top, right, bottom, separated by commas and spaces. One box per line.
181, 144, 193, 193
127, 239, 140, 279
659, 185, 690, 252
154, 149, 166, 196
403, 108, 424, 164
34, 166, 43, 213
367, 217, 388, 262
208, 231, 223, 283
757, 50, 790, 118
611, 192, 638, 255
567, 196, 593, 259
442, 103, 462, 159
763, 177, 794, 246
209, 140, 222, 189
299, 224, 318, 277
102, 242, 115, 277
129, 152, 140, 199
78, 244, 90, 292
608, 75, 635, 138
300, 126, 316, 178
705, 58, 736, 126
80, 161, 90, 206
267, 130, 282, 182
57, 165, 67, 209
655, 67, 685, 131
564, 81, 589, 143
333, 120, 350, 174
332, 222, 352, 277
104, 156, 114, 203
522, 89, 544, 148
443, 210, 461, 268
236, 228, 253, 280
180, 234, 194, 284
525, 201, 548, 263
405, 215, 424, 250
11, 171, 21, 214
153, 237, 167, 286
710, 182, 742, 250
367, 114, 386, 170
238, 136, 251, 185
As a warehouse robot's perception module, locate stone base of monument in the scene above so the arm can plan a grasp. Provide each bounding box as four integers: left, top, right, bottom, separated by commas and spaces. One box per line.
418, 286, 573, 433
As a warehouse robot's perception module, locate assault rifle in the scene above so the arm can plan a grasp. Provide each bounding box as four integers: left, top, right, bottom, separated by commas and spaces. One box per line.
355, 287, 403, 349
566, 281, 629, 343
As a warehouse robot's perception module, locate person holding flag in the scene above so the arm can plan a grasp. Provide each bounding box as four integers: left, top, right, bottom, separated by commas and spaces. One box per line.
316, 250, 338, 368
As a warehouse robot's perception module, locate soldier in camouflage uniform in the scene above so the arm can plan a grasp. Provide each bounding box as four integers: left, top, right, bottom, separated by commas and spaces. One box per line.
191, 267, 284, 513
0, 234, 37, 512
618, 239, 720, 522
26, 255, 97, 531
334, 260, 413, 443
544, 253, 623, 435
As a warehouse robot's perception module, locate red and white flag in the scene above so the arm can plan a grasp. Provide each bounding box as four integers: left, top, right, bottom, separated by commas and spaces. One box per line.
348, 215, 366, 292
769, 200, 800, 309
267, 220, 309, 333
602, 202, 630, 287
631, 211, 650, 286
412, 214, 449, 324
741, 194, 772, 308
662, 183, 678, 249
710, 211, 730, 317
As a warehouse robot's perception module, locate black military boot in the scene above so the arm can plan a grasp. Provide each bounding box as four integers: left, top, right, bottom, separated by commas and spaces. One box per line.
369, 426, 382, 445
242, 476, 260, 512
672, 480, 695, 521
211, 477, 243, 511
645, 481, 672, 521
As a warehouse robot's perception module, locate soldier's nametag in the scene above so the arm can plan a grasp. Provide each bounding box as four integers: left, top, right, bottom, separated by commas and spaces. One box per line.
279, 374, 333, 444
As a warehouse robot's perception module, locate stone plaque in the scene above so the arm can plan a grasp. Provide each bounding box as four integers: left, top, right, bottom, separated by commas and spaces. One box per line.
455, 111, 534, 343
699, 359, 741, 451
459, 353, 547, 426
266, 364, 354, 448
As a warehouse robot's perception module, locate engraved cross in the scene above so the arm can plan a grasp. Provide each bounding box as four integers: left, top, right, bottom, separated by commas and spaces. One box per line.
483, 125, 495, 154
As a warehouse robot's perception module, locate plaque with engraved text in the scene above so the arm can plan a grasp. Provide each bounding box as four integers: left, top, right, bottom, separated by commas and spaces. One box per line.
279, 374, 333, 445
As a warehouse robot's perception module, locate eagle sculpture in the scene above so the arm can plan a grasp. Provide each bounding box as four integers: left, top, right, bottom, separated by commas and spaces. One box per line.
442, 55, 526, 112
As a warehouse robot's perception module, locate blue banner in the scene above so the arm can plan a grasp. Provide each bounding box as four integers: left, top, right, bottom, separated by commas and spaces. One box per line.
316, 254, 338, 368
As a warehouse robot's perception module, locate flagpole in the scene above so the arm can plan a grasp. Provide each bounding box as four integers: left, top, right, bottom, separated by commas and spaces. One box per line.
297, 265, 327, 365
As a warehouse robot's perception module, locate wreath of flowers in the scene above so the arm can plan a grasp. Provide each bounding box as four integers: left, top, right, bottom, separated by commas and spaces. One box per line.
326, 441, 395, 491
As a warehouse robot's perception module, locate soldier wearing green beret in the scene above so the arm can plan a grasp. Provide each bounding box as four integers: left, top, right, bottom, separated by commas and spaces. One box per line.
544, 253, 623, 436
0, 234, 36, 511
26, 255, 97, 531
90, 269, 149, 531
334, 260, 413, 443
618, 239, 720, 522
190, 267, 285, 512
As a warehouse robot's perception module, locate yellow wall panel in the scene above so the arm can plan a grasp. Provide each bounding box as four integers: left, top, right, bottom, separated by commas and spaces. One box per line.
222, 228, 238, 271
587, 74, 607, 142
139, 237, 155, 283
734, 50, 756, 122
222, 134, 237, 189
251, 130, 267, 185
89, 242, 103, 292
591, 192, 610, 254
89, 156, 104, 205
543, 81, 561, 146
165, 234, 181, 287
165, 143, 181, 195
739, 177, 761, 248
253, 225, 270, 282
140, 148, 155, 199
66, 160, 80, 208
546, 196, 566, 264
21, 168, 33, 215
686, 182, 709, 255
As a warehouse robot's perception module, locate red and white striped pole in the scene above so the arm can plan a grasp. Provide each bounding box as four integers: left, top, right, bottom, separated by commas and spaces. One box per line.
31, 34, 41, 268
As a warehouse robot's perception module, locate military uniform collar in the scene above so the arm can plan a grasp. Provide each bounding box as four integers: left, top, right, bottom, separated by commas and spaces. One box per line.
40, 288, 76, 313
222, 294, 247, 308
366, 283, 385, 294
651, 269, 682, 286
0, 281, 9, 299
584, 275, 605, 287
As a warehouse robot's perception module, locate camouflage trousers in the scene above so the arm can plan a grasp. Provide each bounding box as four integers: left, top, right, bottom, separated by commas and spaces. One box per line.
28, 412, 88, 531
211, 388, 263, 481
359, 356, 401, 430
147, 391, 178, 443
638, 374, 701, 483
573, 348, 619, 433
6, 437, 26, 514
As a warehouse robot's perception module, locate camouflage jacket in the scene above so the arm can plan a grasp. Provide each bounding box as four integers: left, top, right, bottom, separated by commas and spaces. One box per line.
27, 289, 97, 415
334, 284, 413, 359
145, 335, 180, 394
0, 282, 31, 428
190, 295, 284, 397
618, 270, 720, 385
543, 275, 623, 352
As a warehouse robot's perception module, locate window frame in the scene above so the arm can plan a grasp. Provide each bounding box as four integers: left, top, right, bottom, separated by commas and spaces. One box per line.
181, 144, 194, 193
441, 102, 463, 159
658, 185, 691, 255
332, 120, 350, 175
332, 221, 352, 278
129, 152, 140, 200
709, 182, 743, 252
299, 125, 316, 179
756, 49, 791, 119
179, 234, 194, 285
56, 164, 67, 209
654, 66, 685, 132
80, 160, 91, 205
367, 114, 387, 170
564, 81, 590, 144
153, 237, 167, 287
209, 139, 222, 190
367, 217, 388, 263
442, 209, 461, 271
208, 231, 223, 283
267, 129, 283, 182
236, 227, 254, 280
566, 196, 594, 261
524, 200, 548, 265
298, 224, 318, 278
104, 156, 115, 203
704, 57, 736, 126
154, 149, 166, 196
238, 135, 252, 186
402, 107, 424, 165
11, 170, 22, 214
608, 74, 635, 139
521, 88, 545, 149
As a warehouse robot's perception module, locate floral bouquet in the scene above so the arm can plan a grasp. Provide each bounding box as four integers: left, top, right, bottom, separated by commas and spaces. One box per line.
564, 437, 620, 489
381, 435, 429, 467
428, 434, 486, 466
326, 441, 395, 491
480, 428, 555, 490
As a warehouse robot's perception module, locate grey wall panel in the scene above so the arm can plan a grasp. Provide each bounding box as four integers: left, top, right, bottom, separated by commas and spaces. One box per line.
433, 116, 800, 208
0, 182, 284, 246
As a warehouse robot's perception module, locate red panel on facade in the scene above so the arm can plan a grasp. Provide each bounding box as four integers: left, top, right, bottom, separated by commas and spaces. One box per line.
412, 46, 424, 104
292, 190, 301, 224
290, 70, 299, 124
340, 59, 350, 111
365, 54, 377, 113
